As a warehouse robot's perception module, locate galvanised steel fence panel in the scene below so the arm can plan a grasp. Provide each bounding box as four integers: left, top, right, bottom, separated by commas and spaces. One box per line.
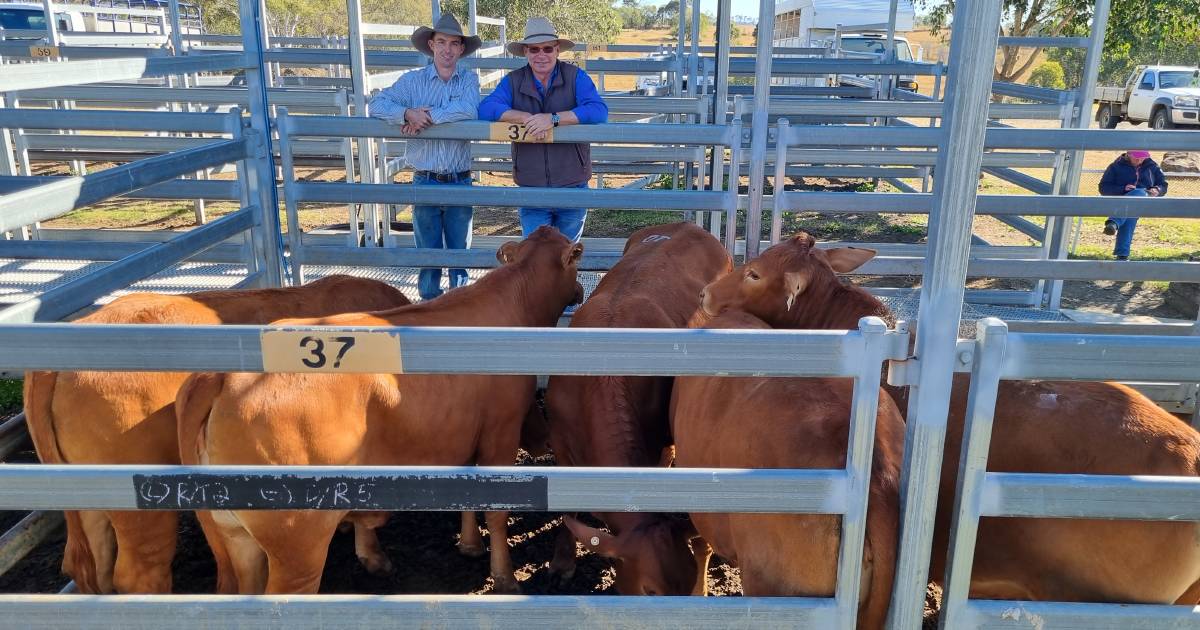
939, 319, 1200, 629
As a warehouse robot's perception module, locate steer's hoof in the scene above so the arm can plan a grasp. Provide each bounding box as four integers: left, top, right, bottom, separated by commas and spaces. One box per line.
358, 554, 395, 577
457, 542, 487, 558
491, 574, 521, 594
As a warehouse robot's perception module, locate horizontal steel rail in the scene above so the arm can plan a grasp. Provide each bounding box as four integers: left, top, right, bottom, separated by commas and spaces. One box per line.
13, 85, 343, 109
0, 413, 30, 461
0, 108, 232, 133
979, 473, 1200, 520
783, 149, 1057, 168
0, 464, 849, 513
0, 207, 258, 323
860, 257, 1199, 282
0, 138, 248, 233
727, 58, 940, 77
784, 125, 943, 147
0, 594, 839, 628
0, 324, 900, 375
0, 43, 168, 59
0, 138, 248, 232
991, 81, 1074, 104
0, 54, 250, 92
997, 36, 1091, 48
999, 332, 1200, 382
981, 166, 1053, 195
292, 182, 730, 210
986, 127, 1200, 151
285, 117, 736, 146
0, 240, 247, 263
297, 245, 623, 271
963, 600, 1200, 629
0, 511, 64, 578
0, 176, 239, 200
776, 191, 1200, 219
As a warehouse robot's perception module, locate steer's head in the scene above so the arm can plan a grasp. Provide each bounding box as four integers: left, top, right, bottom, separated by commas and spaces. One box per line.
496, 226, 585, 316
565, 515, 699, 596
699, 233, 875, 327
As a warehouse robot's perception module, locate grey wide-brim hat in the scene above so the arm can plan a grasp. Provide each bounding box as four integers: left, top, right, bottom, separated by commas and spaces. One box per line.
412, 14, 482, 57
505, 16, 576, 57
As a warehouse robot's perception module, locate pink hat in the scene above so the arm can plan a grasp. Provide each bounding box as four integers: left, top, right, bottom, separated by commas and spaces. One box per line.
1127, 150, 1152, 159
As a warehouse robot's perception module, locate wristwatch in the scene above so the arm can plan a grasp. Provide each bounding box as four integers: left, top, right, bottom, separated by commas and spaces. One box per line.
551, 113, 560, 127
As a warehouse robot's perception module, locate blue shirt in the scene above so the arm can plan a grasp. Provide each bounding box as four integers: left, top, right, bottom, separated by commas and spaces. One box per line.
368, 64, 480, 174
478, 64, 608, 124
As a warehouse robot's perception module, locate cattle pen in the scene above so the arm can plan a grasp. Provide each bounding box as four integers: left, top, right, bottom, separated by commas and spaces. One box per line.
1, 0, 1199, 627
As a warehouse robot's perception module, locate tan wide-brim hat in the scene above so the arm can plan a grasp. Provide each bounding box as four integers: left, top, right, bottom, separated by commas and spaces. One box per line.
505, 16, 575, 57
412, 13, 482, 57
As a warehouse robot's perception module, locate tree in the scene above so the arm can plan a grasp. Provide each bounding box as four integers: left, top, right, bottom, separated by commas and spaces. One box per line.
442, 0, 621, 46
196, 0, 429, 36
1028, 60, 1066, 89
917, 1, 1200, 85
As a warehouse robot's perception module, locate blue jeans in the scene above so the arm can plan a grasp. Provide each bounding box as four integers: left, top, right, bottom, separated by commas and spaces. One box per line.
412, 172, 473, 300
518, 181, 589, 243
1107, 187, 1146, 258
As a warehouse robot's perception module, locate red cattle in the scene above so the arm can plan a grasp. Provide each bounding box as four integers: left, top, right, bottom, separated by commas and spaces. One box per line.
699, 233, 1200, 605
23, 275, 411, 594
175, 227, 584, 594
544, 222, 732, 595
671, 308, 904, 628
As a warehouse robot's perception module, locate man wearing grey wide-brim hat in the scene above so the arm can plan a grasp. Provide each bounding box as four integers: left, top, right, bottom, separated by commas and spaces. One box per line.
478, 17, 608, 244
369, 14, 481, 300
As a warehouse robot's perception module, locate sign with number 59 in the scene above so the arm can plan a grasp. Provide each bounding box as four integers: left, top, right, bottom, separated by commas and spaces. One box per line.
489, 122, 553, 143
261, 329, 403, 373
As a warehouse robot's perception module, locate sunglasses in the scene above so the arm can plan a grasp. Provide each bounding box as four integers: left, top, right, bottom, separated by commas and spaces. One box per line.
525, 45, 557, 54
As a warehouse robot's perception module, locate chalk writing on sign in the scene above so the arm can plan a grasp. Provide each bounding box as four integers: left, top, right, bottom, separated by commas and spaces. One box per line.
132, 474, 549, 510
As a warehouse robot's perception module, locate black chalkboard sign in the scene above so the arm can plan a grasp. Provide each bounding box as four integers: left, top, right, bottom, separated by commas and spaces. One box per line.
132, 473, 549, 511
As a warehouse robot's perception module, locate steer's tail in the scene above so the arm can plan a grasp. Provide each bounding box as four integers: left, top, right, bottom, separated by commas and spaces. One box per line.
174, 371, 240, 594
23, 371, 103, 593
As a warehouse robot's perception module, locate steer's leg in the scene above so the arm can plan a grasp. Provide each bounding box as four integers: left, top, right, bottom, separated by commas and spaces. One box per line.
252, 510, 341, 594
475, 411, 523, 594
195, 510, 238, 594
483, 510, 518, 593
109, 510, 177, 593
76, 510, 117, 593
458, 511, 486, 558
211, 510, 268, 594
548, 521, 578, 581
350, 512, 394, 576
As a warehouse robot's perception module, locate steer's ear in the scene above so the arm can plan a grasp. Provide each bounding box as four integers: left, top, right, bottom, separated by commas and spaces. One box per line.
497, 242, 520, 264
564, 515, 620, 558
825, 247, 876, 273
562, 242, 584, 268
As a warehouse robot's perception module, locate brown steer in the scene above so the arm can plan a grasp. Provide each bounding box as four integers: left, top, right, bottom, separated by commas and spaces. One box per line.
176, 227, 584, 594
544, 222, 732, 595
671, 308, 904, 629
699, 233, 1200, 605
23, 275, 412, 594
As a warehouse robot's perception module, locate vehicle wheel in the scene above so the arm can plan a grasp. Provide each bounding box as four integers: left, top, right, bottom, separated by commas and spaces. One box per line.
1097, 105, 1120, 129
1151, 108, 1175, 130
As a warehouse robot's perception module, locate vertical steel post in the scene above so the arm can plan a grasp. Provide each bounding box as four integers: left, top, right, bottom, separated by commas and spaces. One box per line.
40, 0, 59, 46
238, 0, 286, 286
275, 108, 305, 284
467, 0, 476, 37
709, 0, 731, 198
1045, 0, 1111, 310
167, 0, 184, 53
724, 115, 742, 257
937, 318, 1008, 630
347, 0, 379, 246
230, 108, 264, 284
769, 118, 788, 244
889, 2, 1002, 628
742, 0, 775, 259
834, 316, 890, 628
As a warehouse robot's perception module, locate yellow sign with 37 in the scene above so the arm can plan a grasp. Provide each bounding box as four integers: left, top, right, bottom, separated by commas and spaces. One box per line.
260, 329, 404, 373
488, 122, 553, 143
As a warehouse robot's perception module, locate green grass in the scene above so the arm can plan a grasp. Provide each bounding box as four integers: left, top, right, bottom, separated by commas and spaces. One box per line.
0, 380, 21, 416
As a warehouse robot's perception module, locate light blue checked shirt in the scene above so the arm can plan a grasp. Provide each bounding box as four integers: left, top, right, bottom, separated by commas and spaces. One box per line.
369, 64, 480, 174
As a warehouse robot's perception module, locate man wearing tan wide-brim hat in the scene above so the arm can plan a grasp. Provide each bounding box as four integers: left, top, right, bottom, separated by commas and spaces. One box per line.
369, 13, 481, 300
479, 17, 608, 245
